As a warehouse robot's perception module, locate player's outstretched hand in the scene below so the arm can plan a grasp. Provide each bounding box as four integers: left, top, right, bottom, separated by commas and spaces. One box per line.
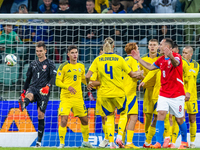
131, 50, 140, 60
40, 85, 50, 96
164, 47, 172, 57
185, 92, 190, 101
68, 86, 77, 95
138, 82, 145, 91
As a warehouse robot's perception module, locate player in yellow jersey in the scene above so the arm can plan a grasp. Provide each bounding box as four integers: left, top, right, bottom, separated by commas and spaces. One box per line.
123, 42, 143, 149
85, 37, 143, 149
182, 46, 199, 148
56, 45, 93, 148
88, 47, 110, 148
139, 39, 160, 137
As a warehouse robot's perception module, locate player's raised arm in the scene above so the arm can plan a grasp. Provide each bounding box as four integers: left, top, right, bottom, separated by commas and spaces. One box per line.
131, 49, 157, 70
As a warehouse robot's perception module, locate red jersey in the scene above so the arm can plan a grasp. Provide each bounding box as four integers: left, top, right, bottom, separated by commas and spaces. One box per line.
153, 52, 185, 98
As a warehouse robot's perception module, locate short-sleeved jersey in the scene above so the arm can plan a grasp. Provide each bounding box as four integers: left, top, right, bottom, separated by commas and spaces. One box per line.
153, 52, 185, 98
89, 53, 131, 97
90, 71, 101, 98
189, 59, 199, 101
123, 55, 139, 96
56, 61, 85, 99
140, 53, 160, 88
26, 59, 57, 89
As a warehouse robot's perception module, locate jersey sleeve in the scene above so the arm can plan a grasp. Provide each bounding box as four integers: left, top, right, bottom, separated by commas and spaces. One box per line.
142, 69, 159, 83
153, 57, 161, 68
122, 58, 132, 74
81, 64, 87, 85
48, 61, 57, 85
89, 58, 98, 73
56, 65, 68, 89
90, 71, 98, 81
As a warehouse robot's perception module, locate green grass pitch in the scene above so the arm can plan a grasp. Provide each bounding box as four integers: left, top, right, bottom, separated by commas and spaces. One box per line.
0, 148, 200, 150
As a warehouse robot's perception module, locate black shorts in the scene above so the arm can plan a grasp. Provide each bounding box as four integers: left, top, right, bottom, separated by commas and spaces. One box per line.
26, 86, 50, 113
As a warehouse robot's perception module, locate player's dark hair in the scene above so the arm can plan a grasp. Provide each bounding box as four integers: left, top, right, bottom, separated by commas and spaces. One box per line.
173, 43, 178, 49
36, 41, 46, 50
99, 46, 103, 52
67, 45, 78, 53
111, 0, 120, 6
164, 38, 174, 48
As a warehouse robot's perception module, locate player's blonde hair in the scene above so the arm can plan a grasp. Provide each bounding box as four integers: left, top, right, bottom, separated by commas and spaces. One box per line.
104, 37, 114, 48
184, 46, 193, 54
103, 41, 112, 53
125, 42, 137, 54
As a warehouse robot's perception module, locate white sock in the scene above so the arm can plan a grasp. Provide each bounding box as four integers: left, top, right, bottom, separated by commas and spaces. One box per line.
190, 142, 195, 145
117, 134, 122, 140
145, 141, 150, 146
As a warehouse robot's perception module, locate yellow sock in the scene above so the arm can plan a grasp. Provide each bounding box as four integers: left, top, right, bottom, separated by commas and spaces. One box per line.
122, 131, 126, 143
59, 125, 67, 145
81, 124, 89, 142
107, 114, 115, 143
118, 113, 127, 137
190, 121, 197, 143
172, 116, 179, 144
103, 121, 109, 140
127, 130, 134, 143
146, 126, 156, 144
169, 125, 172, 142
145, 113, 153, 136
164, 114, 170, 138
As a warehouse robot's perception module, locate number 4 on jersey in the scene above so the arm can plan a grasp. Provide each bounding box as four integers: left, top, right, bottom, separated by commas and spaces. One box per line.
105, 64, 113, 79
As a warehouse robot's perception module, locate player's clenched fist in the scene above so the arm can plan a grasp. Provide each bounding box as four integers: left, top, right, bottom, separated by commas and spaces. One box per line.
40, 85, 50, 96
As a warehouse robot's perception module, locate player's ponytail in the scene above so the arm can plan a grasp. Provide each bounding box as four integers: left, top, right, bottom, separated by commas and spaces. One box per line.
103, 41, 112, 53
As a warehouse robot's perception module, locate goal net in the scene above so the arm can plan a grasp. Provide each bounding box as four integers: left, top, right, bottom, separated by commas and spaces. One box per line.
0, 14, 200, 147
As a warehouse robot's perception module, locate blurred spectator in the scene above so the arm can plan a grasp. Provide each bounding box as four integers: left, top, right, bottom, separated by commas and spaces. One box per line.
38, 0, 58, 13
102, 0, 125, 13
10, 0, 28, 13
85, 0, 98, 13
68, 0, 87, 13
120, 0, 133, 11
175, 0, 184, 12
0, 0, 14, 13
0, 24, 22, 54
95, 0, 109, 13
151, 0, 177, 13
127, 0, 150, 13
29, 0, 39, 12
156, 25, 176, 42
180, 0, 200, 44
57, 0, 71, 13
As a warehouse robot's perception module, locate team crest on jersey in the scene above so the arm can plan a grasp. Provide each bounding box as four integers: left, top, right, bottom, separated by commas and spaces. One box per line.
58, 72, 61, 76
42, 65, 47, 71
73, 69, 77, 71
79, 68, 81, 72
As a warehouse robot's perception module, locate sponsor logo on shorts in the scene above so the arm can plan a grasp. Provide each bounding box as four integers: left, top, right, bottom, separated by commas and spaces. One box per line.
61, 107, 63, 112
179, 105, 182, 113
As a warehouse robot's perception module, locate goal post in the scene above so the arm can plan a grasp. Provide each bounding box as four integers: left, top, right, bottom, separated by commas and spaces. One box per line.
0, 14, 199, 147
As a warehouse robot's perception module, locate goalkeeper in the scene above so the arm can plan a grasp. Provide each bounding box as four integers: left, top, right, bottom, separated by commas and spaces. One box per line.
18, 41, 57, 147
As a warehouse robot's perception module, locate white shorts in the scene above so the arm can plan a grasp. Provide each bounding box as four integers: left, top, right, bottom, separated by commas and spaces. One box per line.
157, 95, 185, 118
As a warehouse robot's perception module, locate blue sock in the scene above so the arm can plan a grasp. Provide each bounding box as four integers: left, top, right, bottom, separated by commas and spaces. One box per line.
179, 122, 187, 142
156, 120, 164, 144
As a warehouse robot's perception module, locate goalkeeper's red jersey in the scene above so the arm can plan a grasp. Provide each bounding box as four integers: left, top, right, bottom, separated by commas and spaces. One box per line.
153, 52, 185, 98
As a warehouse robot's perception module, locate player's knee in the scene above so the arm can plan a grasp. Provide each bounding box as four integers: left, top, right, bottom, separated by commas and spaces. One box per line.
189, 115, 196, 123
80, 116, 88, 125
26, 93, 34, 101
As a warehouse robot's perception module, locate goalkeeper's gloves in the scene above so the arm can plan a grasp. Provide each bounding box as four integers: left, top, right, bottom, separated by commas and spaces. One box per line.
20, 90, 26, 102
40, 84, 50, 96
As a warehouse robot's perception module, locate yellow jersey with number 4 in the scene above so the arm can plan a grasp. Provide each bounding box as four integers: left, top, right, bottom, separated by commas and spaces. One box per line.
89, 53, 131, 97
56, 61, 86, 99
